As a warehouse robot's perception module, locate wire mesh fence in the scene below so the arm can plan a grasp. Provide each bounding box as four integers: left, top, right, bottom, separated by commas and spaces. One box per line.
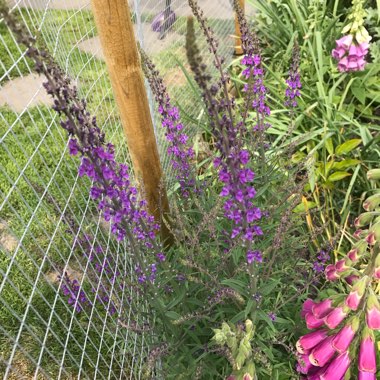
0, 0, 249, 378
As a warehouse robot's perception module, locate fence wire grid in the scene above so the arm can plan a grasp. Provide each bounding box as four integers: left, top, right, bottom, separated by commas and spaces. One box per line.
0, 0, 252, 378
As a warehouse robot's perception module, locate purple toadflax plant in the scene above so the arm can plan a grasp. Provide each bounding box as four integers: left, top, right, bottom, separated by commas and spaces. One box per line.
285, 41, 302, 109
140, 48, 197, 198
186, 2, 262, 252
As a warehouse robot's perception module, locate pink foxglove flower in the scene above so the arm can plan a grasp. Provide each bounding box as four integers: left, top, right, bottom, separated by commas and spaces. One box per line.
366, 292, 380, 330
305, 312, 325, 329
320, 352, 350, 380
296, 330, 328, 354
359, 371, 376, 379
359, 330, 376, 373
296, 354, 314, 374
332, 33, 371, 72
309, 336, 336, 367
345, 276, 368, 310
312, 299, 333, 319
324, 305, 349, 329
302, 299, 316, 318
332, 317, 359, 353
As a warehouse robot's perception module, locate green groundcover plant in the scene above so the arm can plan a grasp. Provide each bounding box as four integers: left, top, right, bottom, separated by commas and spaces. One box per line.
1, 0, 379, 379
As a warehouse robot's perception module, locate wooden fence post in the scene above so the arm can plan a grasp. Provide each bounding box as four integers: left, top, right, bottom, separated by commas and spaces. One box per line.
234, 0, 245, 55
90, 0, 171, 241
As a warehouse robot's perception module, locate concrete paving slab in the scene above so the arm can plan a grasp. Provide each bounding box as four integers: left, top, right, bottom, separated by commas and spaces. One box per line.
0, 73, 53, 112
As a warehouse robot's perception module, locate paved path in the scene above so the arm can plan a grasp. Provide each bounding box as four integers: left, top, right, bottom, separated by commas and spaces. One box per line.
0, 73, 52, 112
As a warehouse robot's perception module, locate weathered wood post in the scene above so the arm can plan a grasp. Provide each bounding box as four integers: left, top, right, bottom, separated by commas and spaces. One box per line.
234, 0, 245, 55
90, 0, 171, 241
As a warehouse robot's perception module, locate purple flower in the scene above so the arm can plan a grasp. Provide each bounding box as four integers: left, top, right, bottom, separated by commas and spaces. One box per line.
246, 250, 263, 264
285, 42, 301, 108
141, 51, 196, 198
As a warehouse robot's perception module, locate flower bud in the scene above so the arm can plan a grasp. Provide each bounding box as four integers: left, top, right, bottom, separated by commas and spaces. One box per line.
309, 336, 335, 367
347, 240, 368, 262
344, 273, 360, 285
335, 258, 352, 273
367, 169, 380, 181
366, 291, 380, 330
359, 329, 376, 373
363, 193, 380, 211
345, 275, 368, 310
354, 229, 369, 240
332, 317, 359, 352
320, 351, 350, 380
325, 265, 339, 281
355, 212, 376, 228
296, 330, 328, 354
355, 26, 372, 44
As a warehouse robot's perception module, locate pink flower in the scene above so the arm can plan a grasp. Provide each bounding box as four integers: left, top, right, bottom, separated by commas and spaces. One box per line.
312, 299, 333, 319
297, 354, 314, 374
305, 312, 325, 329
243, 374, 253, 380
359, 371, 376, 379
347, 248, 359, 261
345, 276, 368, 310
359, 333, 376, 373
320, 352, 350, 380
366, 293, 380, 330
296, 330, 328, 354
324, 306, 348, 329
344, 274, 360, 285
345, 290, 362, 310
309, 336, 336, 367
332, 47, 346, 59
332, 318, 359, 352
302, 299, 316, 318
336, 35, 353, 49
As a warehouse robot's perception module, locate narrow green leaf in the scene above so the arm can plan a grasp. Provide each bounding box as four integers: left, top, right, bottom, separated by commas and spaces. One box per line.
293, 201, 317, 213
328, 171, 352, 182
333, 159, 361, 170
325, 138, 334, 156
335, 139, 362, 155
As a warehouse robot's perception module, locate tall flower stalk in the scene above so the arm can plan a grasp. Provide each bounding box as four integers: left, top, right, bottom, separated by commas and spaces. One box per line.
140, 48, 197, 198
185, 8, 262, 252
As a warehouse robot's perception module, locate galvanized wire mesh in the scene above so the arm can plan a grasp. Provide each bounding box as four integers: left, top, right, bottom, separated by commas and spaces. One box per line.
0, 0, 248, 378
